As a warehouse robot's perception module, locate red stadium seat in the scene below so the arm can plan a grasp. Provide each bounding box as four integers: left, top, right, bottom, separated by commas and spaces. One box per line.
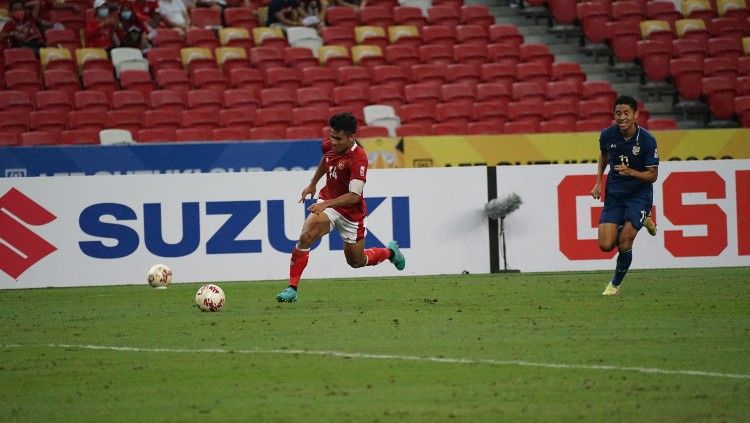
45, 29, 80, 52
671, 58, 704, 100
265, 67, 302, 91
152, 29, 185, 50
508, 100, 545, 127
284, 47, 319, 71
112, 91, 148, 113
504, 120, 539, 134
488, 24, 524, 46
461, 5, 495, 27
394, 7, 427, 28
575, 119, 608, 132
405, 83, 441, 108
395, 123, 431, 136
249, 47, 285, 70
645, 118, 678, 129
435, 102, 473, 124
647, 1, 682, 29
326, 7, 359, 27
672, 38, 706, 61
229, 68, 265, 92
519, 44, 555, 70
296, 87, 331, 108
612, 1, 646, 24
144, 109, 182, 130
418, 44, 453, 64
455, 25, 488, 46
540, 120, 573, 133
473, 101, 508, 126
21, 131, 59, 146
29, 110, 67, 135
175, 127, 213, 141
147, 48, 183, 74
358, 125, 390, 137
360, 7, 394, 28
301, 67, 337, 94
607, 21, 640, 62
467, 121, 501, 134
332, 85, 368, 110
41, 70, 78, 102
547, 81, 581, 105
702, 76, 736, 119
259, 87, 296, 110
704, 57, 737, 80
286, 126, 322, 139
119, 70, 156, 99
410, 63, 447, 85
638, 40, 673, 81
552, 62, 587, 89
441, 83, 476, 105
321, 26, 356, 49
249, 126, 286, 140
292, 106, 329, 128
512, 81, 547, 104
186, 28, 220, 50
181, 109, 219, 130
517, 62, 551, 89
106, 110, 143, 133
336, 66, 372, 90
421, 26, 456, 47
150, 90, 187, 111
255, 108, 294, 129
431, 121, 467, 135
428, 6, 461, 26
219, 108, 255, 129
398, 103, 436, 125
475, 83, 512, 105
371, 65, 408, 91
187, 89, 223, 112
67, 110, 107, 131
213, 127, 250, 140
735, 96, 750, 127
82, 69, 118, 101
60, 129, 99, 145
577, 99, 612, 123
190, 7, 221, 28
445, 63, 481, 87
480, 63, 516, 90
224, 7, 260, 31
549, 0, 578, 25
544, 100, 579, 126
709, 17, 746, 39
385, 45, 420, 70
0, 91, 34, 113
368, 85, 405, 109
191, 68, 228, 91
453, 43, 487, 65
35, 91, 73, 113
708, 37, 743, 60
4, 48, 40, 76
581, 81, 617, 107
577, 2, 610, 43
74, 91, 110, 112
136, 128, 177, 142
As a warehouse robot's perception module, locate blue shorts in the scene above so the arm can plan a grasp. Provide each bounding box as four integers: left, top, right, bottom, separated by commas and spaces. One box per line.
599, 195, 651, 230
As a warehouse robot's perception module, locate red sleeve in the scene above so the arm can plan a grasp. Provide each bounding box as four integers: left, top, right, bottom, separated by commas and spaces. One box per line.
349, 149, 368, 182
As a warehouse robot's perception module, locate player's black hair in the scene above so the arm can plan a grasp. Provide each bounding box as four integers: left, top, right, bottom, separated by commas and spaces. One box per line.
329, 112, 358, 135
614, 95, 638, 112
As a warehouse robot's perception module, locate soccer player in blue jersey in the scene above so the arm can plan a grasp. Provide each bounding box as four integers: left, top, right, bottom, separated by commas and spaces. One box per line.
591, 95, 659, 296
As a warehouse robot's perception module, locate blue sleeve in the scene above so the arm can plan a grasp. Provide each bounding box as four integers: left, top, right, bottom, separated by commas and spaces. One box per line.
643, 133, 659, 167
598, 129, 606, 154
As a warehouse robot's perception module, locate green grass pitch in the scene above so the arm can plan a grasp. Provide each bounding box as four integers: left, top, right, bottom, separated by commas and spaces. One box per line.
2, 268, 749, 422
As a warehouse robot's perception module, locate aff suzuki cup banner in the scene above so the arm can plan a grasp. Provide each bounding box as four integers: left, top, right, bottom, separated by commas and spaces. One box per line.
496, 160, 750, 271
0, 168, 490, 289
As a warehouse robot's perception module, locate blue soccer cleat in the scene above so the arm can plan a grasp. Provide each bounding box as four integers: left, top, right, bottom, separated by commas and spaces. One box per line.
386, 240, 406, 271
276, 287, 297, 303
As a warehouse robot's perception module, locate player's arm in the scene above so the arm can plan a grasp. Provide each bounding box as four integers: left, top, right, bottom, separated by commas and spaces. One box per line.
591, 151, 608, 200
298, 157, 326, 203
307, 179, 363, 213
613, 165, 658, 183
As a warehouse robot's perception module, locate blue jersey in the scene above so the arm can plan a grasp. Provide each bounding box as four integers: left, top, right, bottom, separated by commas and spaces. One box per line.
599, 124, 659, 199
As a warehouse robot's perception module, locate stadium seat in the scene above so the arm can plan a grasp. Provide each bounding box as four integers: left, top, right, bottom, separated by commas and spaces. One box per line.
428, 6, 461, 26
479, 63, 516, 90
461, 5, 495, 27
4, 70, 43, 99
405, 83, 442, 107
150, 90, 187, 111
44, 29, 79, 52
466, 121, 500, 134
435, 102, 472, 125
224, 7, 260, 31
360, 6, 395, 28
337, 66, 372, 90
576, 2, 610, 43
218, 27, 254, 50
74, 91, 110, 112
106, 110, 143, 133
219, 108, 255, 129
358, 125, 390, 137
286, 27, 323, 54
739, 57, 750, 75
431, 121, 467, 135
301, 67, 337, 94
512, 81, 547, 104
637, 40, 673, 81
612, 1, 646, 24
296, 87, 331, 108
369, 85, 405, 109
398, 103, 437, 125
326, 7, 359, 27
29, 110, 67, 135
396, 123, 431, 136
352, 45, 387, 68
292, 106, 330, 128
394, 6, 428, 28
708, 37, 743, 60
60, 129, 100, 145
147, 48, 183, 73
517, 62, 552, 89
249, 47, 284, 71
40, 47, 76, 73
544, 100, 579, 126
190, 7, 221, 28
175, 127, 214, 141
702, 76, 736, 119
504, 120, 539, 134
35, 91, 73, 113
4, 48, 40, 75
519, 44, 555, 70
709, 17, 746, 39
82, 69, 118, 101
284, 47, 318, 71
180, 47, 215, 75
43, 69, 81, 101
119, 70, 156, 100
332, 85, 368, 110
355, 25, 389, 50
508, 101, 545, 126
286, 126, 322, 139
388, 25, 422, 48
441, 83, 476, 105
144, 109, 182, 130
681, 0, 717, 26
575, 119, 608, 132
581, 81, 617, 106
475, 83, 512, 105
252, 27, 288, 48
318, 46, 353, 68
605, 21, 641, 62
186, 28, 220, 50
0, 91, 34, 113
704, 57, 737, 79
20, 131, 59, 146
68, 110, 107, 131
216, 47, 251, 75
547, 81, 581, 105
646, 118, 679, 129
385, 45, 420, 71
676, 19, 711, 50
156, 69, 192, 93
540, 120, 573, 133
264, 67, 302, 91
410, 63, 447, 86
647, 1, 682, 28
488, 24, 524, 46
453, 43, 487, 65
188, 89, 223, 112
672, 38, 706, 61
445, 63, 481, 87
549, 0, 578, 25
75, 48, 112, 74
421, 25, 456, 47
49, 9, 84, 35
110, 48, 149, 77
136, 128, 177, 142
455, 25, 488, 46
371, 65, 407, 91
212, 127, 251, 140
181, 109, 219, 130
418, 44, 453, 64
191, 68, 229, 91
112, 91, 148, 113
577, 99, 612, 123
224, 89, 260, 112
152, 29, 186, 50
249, 126, 286, 140
717, 0, 750, 20
321, 26, 357, 49
260, 87, 297, 110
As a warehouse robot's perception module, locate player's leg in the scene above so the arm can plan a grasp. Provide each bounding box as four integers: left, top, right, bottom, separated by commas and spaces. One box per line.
609, 221, 638, 290
277, 211, 332, 303
643, 207, 657, 236
599, 198, 625, 295
337, 216, 405, 270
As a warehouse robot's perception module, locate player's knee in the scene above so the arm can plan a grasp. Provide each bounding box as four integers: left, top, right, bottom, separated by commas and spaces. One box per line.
598, 240, 616, 252
618, 240, 633, 252
346, 256, 365, 268
298, 231, 317, 248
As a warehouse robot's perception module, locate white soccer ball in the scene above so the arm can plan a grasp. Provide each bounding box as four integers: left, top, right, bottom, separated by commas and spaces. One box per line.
195, 284, 225, 312
147, 264, 172, 289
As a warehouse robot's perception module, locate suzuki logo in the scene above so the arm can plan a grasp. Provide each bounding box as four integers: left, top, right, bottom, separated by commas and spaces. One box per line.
0, 188, 57, 279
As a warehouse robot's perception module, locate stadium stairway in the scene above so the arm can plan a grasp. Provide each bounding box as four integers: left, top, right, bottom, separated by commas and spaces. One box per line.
472, 0, 691, 128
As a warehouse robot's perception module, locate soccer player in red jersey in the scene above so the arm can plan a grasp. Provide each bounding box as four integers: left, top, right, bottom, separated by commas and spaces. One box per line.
276, 113, 406, 303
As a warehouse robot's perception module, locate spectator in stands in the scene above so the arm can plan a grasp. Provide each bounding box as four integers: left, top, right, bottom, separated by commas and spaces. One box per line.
328, 0, 365, 10
267, 0, 300, 28
128, 0, 161, 34
297, 0, 325, 31
0, 0, 47, 50
157, 0, 191, 35
25, 0, 80, 20
117, 2, 149, 49
86, 0, 121, 49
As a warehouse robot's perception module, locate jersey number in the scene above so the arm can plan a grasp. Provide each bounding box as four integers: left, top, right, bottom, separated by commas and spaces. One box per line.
618, 155, 630, 166
328, 166, 337, 180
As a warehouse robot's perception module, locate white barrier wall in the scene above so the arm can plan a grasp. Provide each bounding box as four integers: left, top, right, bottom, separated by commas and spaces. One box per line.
0, 168, 490, 289
497, 160, 750, 271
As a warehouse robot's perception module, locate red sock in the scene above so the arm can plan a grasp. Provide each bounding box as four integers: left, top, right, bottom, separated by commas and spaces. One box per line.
289, 247, 309, 288
364, 247, 391, 266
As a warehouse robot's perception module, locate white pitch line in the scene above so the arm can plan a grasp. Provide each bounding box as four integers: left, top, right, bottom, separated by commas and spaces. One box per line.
3, 343, 750, 380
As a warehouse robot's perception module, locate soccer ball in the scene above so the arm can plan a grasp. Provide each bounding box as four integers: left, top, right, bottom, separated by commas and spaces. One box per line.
195, 284, 225, 312
147, 264, 172, 289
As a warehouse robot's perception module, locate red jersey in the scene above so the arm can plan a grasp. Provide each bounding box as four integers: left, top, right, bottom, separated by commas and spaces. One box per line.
318, 138, 369, 222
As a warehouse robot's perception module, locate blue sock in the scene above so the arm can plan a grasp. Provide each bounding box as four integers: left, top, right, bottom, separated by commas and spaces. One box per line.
611, 249, 632, 287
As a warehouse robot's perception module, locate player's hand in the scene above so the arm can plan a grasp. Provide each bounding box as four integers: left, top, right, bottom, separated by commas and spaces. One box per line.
307, 201, 327, 214
298, 184, 316, 203
591, 184, 601, 200
614, 164, 632, 176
